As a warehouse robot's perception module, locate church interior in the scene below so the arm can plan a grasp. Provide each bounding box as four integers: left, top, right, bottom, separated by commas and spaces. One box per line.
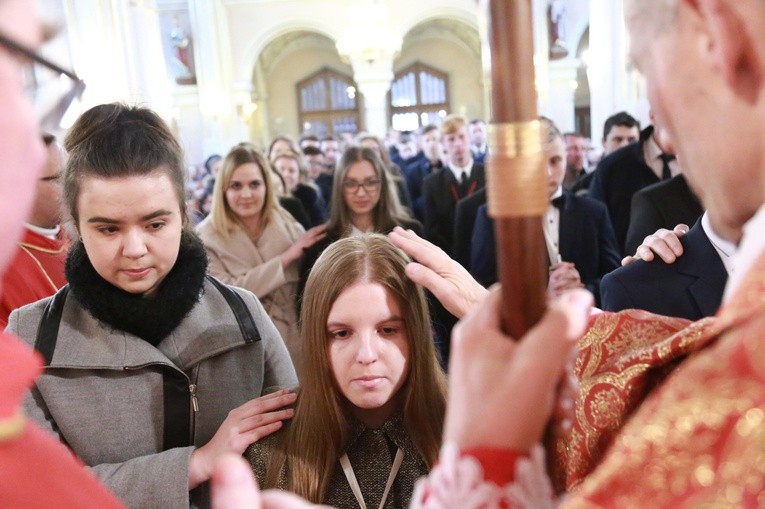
40, 0, 645, 168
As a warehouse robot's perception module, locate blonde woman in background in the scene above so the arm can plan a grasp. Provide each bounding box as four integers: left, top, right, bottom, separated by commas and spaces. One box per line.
198, 146, 327, 368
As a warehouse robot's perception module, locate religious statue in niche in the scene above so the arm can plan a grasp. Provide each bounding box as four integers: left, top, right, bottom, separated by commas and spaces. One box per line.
547, 0, 569, 60
169, 18, 196, 85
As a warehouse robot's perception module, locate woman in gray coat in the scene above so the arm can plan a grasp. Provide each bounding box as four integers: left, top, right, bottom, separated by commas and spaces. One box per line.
6, 104, 298, 509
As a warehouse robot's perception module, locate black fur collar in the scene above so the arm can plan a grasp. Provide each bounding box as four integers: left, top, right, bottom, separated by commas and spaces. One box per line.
65, 231, 208, 346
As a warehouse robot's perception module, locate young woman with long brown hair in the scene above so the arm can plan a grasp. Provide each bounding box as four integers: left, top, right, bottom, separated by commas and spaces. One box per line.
246, 234, 446, 508
299, 147, 421, 299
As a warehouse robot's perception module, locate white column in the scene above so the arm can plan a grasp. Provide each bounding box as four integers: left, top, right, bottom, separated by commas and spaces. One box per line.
587, 0, 649, 143
532, 0, 551, 119
547, 60, 578, 133
188, 0, 239, 156
64, 0, 134, 106
350, 57, 395, 138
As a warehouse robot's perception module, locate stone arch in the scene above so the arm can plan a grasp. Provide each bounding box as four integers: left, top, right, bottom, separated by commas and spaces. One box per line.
394, 16, 484, 121
249, 29, 354, 143
238, 21, 340, 84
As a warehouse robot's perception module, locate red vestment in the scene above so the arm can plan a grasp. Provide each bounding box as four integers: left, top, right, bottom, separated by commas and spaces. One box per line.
0, 228, 67, 328
415, 250, 765, 508
0, 333, 125, 508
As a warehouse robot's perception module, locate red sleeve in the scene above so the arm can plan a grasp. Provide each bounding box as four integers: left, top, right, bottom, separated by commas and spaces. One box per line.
461, 447, 526, 485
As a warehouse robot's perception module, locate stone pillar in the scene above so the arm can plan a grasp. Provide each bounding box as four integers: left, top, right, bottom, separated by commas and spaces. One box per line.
188, 0, 240, 156
532, 0, 551, 118
350, 57, 395, 138
63, 0, 135, 105
587, 0, 648, 143
547, 60, 578, 133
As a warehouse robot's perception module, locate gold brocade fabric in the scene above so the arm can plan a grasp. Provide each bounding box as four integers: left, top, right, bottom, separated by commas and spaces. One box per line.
561, 252, 765, 508
548, 310, 718, 491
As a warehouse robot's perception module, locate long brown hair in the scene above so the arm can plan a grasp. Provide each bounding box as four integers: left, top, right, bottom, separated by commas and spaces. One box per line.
327, 147, 409, 238
208, 145, 283, 238
265, 234, 446, 502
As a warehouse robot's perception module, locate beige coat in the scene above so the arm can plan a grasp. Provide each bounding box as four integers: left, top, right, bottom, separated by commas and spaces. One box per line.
197, 211, 304, 367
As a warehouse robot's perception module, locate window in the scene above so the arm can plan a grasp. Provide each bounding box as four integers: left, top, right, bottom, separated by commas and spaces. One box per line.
297, 67, 360, 137
389, 62, 449, 132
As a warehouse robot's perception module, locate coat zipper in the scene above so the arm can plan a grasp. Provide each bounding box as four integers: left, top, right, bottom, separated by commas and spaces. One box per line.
189, 383, 199, 412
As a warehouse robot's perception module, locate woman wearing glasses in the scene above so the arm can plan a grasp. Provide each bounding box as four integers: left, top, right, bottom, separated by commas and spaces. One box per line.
7, 103, 298, 509
300, 147, 421, 297
246, 234, 446, 508
197, 145, 327, 368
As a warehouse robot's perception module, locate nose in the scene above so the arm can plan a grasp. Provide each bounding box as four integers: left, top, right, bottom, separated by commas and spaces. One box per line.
240, 186, 252, 198
122, 228, 148, 259
355, 332, 379, 364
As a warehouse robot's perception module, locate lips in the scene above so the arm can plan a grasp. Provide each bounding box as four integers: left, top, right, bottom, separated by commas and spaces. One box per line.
353, 375, 385, 389
122, 267, 151, 279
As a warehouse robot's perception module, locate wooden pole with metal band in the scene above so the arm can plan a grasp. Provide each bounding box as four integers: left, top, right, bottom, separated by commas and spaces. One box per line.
485, 0, 548, 337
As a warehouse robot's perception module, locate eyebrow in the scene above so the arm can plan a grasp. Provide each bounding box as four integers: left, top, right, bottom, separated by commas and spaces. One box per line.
87, 209, 173, 224
326, 315, 404, 328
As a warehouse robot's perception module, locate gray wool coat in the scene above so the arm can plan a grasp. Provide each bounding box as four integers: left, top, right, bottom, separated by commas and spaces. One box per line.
7, 278, 298, 509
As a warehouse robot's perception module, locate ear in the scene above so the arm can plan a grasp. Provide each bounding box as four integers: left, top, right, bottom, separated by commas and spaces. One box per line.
695, 0, 759, 91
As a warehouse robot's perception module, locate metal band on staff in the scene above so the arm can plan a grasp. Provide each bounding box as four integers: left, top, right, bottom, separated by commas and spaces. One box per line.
487, 121, 547, 218
486, 0, 547, 337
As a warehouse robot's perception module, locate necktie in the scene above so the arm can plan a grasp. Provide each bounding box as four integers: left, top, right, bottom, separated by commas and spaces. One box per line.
458, 171, 468, 197
659, 153, 675, 180
551, 195, 565, 209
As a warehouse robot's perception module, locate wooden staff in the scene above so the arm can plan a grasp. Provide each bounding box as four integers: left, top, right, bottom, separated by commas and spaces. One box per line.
485, 0, 548, 338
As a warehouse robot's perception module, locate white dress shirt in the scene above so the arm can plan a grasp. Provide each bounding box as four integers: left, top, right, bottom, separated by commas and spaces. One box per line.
448, 159, 474, 182
723, 203, 765, 302
542, 187, 563, 265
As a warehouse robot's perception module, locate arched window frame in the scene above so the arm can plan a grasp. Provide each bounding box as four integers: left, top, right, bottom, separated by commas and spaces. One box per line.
389, 62, 450, 131
296, 67, 361, 137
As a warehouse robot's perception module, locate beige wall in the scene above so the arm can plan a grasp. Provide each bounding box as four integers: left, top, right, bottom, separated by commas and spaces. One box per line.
262, 48, 353, 144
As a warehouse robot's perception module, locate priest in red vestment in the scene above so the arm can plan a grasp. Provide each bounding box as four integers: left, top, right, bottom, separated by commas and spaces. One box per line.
0, 2, 124, 507
403, 0, 765, 507
0, 135, 68, 329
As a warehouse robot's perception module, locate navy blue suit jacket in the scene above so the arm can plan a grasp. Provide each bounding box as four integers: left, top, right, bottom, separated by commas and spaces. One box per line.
471, 192, 621, 305
403, 156, 442, 222
452, 188, 487, 269
623, 174, 703, 256
588, 126, 661, 254
422, 163, 485, 255
600, 217, 727, 320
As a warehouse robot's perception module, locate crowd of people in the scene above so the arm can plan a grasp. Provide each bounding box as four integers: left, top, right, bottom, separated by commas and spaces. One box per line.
1, 0, 765, 507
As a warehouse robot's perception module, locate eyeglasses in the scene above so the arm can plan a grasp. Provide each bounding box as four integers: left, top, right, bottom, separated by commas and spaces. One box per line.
342, 179, 382, 194
0, 31, 86, 133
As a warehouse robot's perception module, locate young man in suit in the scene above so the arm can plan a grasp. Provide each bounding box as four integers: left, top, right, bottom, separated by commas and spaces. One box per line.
588, 113, 678, 254
470, 119, 621, 305
0, 134, 68, 328
602, 213, 730, 320
570, 111, 641, 195
422, 114, 485, 256
469, 119, 488, 164
403, 124, 443, 222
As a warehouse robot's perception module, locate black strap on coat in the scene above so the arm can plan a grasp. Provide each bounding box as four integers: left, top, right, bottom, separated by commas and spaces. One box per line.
33, 276, 261, 450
